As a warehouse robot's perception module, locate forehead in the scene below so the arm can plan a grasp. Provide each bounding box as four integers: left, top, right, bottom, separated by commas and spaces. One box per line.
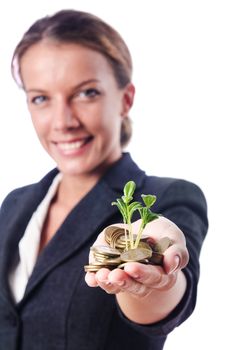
20, 40, 116, 87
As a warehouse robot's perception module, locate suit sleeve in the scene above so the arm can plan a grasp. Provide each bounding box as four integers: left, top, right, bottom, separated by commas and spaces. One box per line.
116, 178, 208, 336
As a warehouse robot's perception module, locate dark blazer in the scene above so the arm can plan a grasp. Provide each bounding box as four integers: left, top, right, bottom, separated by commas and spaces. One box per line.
0, 153, 208, 350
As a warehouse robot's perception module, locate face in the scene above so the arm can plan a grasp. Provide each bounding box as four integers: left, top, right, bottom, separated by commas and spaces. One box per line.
20, 40, 134, 179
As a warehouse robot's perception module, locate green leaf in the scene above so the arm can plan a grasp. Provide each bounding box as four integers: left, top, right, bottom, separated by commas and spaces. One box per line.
128, 201, 143, 220
123, 181, 136, 199
141, 194, 157, 208
112, 180, 159, 249
112, 198, 127, 220
138, 207, 144, 218
139, 207, 159, 227
128, 201, 143, 212
146, 209, 159, 223
122, 195, 133, 204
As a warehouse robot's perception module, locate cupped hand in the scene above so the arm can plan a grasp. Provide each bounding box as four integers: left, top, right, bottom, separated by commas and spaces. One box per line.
85, 216, 189, 298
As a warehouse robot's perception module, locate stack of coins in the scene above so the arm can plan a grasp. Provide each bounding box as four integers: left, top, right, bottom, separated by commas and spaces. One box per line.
84, 226, 173, 272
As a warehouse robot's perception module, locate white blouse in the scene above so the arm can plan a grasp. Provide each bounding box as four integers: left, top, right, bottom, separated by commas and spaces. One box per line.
8, 173, 62, 303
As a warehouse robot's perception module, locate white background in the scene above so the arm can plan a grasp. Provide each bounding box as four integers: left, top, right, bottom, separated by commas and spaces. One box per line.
0, 1, 231, 349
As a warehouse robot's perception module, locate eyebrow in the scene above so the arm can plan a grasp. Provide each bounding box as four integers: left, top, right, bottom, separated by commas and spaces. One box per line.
25, 79, 100, 93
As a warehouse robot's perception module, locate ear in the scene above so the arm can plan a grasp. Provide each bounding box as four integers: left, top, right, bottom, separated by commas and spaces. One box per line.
121, 83, 135, 117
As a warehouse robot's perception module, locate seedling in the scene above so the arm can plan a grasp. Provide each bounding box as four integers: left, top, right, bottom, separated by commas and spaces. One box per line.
112, 181, 159, 250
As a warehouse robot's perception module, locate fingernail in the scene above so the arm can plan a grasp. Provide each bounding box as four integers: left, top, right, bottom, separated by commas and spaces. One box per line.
116, 281, 125, 286
98, 278, 111, 285
169, 256, 180, 274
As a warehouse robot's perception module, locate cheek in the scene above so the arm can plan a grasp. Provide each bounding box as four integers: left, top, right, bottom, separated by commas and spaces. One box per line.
89, 115, 120, 139
79, 104, 107, 132
30, 113, 50, 141
93, 103, 122, 131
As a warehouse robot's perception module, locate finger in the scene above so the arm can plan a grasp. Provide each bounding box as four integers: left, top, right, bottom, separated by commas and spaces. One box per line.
85, 272, 99, 287
95, 268, 122, 294
107, 267, 150, 297
123, 262, 177, 291
110, 262, 174, 289
108, 264, 172, 295
85, 269, 122, 293
123, 262, 163, 285
163, 243, 189, 274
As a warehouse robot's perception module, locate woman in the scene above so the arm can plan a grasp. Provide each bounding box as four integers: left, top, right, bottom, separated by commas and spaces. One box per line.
0, 9, 208, 350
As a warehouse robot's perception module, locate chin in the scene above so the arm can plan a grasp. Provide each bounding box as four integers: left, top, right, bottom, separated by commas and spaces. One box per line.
57, 159, 97, 177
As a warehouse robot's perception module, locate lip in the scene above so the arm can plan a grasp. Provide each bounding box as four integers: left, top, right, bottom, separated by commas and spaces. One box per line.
53, 136, 93, 156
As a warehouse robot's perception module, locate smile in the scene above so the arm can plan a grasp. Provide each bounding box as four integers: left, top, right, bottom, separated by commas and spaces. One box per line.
59, 140, 87, 150
55, 137, 93, 154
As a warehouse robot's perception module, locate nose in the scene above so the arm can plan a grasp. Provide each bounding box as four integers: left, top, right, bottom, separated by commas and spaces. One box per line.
52, 100, 80, 131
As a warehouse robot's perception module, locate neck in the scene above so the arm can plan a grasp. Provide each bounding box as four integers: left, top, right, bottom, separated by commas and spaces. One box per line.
56, 163, 118, 208
56, 173, 98, 209
56, 154, 123, 208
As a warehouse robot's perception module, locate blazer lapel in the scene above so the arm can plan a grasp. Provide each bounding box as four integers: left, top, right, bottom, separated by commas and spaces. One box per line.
0, 169, 58, 306
23, 153, 146, 301
0, 153, 146, 304
22, 179, 119, 300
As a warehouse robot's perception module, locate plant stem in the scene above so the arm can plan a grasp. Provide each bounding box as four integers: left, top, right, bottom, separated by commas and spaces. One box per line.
124, 226, 129, 251
128, 222, 133, 248
134, 221, 145, 248
126, 206, 134, 249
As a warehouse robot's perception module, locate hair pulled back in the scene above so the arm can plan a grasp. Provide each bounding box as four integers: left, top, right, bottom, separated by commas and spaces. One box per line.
12, 10, 133, 147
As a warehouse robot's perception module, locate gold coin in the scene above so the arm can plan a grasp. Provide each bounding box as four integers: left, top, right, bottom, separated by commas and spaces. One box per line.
91, 245, 121, 257
149, 252, 163, 265
154, 237, 173, 253
84, 262, 117, 272
84, 263, 103, 272
120, 247, 152, 262
137, 241, 152, 251
85, 231, 172, 272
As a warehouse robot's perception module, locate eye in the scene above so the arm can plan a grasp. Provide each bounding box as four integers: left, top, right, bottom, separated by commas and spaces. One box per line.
78, 88, 100, 99
30, 95, 47, 105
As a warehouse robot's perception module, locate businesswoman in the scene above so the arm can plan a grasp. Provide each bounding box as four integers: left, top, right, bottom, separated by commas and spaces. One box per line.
0, 9, 208, 350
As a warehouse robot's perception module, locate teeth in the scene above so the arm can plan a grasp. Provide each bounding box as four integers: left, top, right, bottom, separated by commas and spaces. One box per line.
58, 140, 86, 151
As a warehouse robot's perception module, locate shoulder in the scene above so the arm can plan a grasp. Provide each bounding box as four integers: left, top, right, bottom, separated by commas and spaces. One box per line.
143, 175, 206, 205
0, 168, 59, 212
114, 153, 207, 213
141, 175, 208, 228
